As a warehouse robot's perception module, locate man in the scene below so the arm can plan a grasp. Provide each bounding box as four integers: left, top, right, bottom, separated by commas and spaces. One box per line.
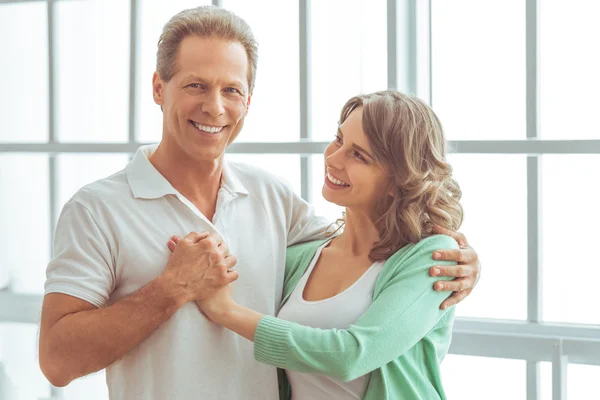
39, 6, 480, 400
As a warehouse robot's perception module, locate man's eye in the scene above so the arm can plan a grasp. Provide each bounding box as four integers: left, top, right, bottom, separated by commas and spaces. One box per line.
187, 83, 203, 89
225, 87, 241, 94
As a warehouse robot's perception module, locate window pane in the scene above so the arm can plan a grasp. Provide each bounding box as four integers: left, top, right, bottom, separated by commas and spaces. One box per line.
0, 155, 50, 294
0, 3, 48, 143
0, 323, 51, 400
221, 0, 300, 142
56, 154, 130, 216
442, 355, 525, 400
448, 155, 527, 320
55, 0, 130, 142
311, 155, 344, 223
542, 155, 600, 325
431, 0, 525, 140
225, 154, 301, 195
311, 0, 387, 141
540, 1, 600, 139
541, 362, 599, 400
136, 0, 212, 143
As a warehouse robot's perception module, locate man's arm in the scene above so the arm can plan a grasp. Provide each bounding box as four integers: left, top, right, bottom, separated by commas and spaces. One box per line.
39, 276, 185, 387
39, 230, 237, 387
429, 225, 482, 309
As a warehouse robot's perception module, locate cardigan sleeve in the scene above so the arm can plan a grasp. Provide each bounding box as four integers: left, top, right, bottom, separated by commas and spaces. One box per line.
254, 235, 459, 382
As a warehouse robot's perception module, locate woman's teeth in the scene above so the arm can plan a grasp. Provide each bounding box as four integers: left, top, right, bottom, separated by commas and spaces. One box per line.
327, 173, 350, 187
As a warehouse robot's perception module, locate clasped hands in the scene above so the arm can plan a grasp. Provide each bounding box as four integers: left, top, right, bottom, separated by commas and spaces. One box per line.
165, 226, 482, 322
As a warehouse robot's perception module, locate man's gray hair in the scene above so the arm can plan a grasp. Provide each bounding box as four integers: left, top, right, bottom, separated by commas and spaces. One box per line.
157, 6, 258, 92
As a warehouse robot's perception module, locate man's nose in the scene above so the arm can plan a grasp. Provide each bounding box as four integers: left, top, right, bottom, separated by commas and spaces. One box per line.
201, 90, 225, 117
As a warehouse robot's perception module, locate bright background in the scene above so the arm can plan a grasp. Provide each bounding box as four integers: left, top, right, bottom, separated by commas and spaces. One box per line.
0, 0, 598, 399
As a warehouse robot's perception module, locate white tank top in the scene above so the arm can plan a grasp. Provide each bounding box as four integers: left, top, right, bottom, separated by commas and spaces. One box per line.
277, 240, 384, 400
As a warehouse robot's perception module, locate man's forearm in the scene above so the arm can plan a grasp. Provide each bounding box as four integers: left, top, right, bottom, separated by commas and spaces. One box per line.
42, 275, 188, 386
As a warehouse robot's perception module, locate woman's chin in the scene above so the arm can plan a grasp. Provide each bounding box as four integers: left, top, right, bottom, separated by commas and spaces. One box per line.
322, 187, 347, 208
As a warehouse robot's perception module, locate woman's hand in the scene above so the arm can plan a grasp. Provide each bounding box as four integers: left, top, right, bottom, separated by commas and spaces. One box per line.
429, 225, 482, 310
168, 235, 237, 324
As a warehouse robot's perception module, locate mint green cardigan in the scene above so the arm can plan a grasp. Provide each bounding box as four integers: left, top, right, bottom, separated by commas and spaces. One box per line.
253, 235, 459, 400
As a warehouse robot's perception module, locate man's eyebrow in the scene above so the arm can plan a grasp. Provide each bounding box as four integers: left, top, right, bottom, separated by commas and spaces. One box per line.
337, 126, 375, 161
182, 74, 246, 88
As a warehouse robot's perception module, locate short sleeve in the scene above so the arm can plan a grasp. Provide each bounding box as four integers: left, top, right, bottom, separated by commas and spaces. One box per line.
44, 199, 116, 307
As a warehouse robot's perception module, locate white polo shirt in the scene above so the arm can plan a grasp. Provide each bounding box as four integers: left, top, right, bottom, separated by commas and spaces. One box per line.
45, 145, 329, 400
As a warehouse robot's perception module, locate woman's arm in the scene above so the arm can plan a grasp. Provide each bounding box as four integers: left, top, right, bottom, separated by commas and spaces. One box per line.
201, 235, 459, 382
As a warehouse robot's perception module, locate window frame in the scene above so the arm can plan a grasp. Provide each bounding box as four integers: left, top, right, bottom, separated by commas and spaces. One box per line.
1, 0, 599, 399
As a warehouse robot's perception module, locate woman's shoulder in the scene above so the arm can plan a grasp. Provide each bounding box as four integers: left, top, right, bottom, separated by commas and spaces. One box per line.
384, 234, 459, 271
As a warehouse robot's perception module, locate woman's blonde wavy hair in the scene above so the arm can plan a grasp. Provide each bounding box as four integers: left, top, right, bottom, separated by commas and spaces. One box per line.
331, 90, 463, 262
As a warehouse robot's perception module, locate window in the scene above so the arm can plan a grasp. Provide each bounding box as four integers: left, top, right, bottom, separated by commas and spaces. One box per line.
1, 1, 598, 398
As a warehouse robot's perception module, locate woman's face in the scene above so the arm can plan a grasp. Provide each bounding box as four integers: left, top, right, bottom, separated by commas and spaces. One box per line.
322, 107, 391, 215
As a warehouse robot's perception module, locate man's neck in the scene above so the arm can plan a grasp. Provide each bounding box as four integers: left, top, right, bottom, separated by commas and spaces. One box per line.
149, 142, 222, 220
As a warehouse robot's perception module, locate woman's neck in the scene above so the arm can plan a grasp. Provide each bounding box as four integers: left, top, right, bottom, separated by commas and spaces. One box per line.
332, 208, 379, 257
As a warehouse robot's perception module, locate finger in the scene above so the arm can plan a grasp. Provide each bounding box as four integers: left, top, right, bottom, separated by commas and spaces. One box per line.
167, 240, 176, 253
222, 255, 237, 270
218, 241, 230, 256
223, 270, 239, 285
184, 231, 210, 243
208, 233, 223, 247
430, 264, 471, 278
433, 225, 468, 247
170, 235, 181, 244
434, 277, 472, 292
432, 248, 474, 264
440, 289, 470, 310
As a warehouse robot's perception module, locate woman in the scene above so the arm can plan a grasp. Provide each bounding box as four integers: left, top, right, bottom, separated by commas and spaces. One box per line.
169, 90, 463, 399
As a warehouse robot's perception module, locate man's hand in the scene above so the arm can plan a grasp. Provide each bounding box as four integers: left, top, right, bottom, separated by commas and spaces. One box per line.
163, 232, 238, 304
429, 225, 481, 310
167, 235, 237, 321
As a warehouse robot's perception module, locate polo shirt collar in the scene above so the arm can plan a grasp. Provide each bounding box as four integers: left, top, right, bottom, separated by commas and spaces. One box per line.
126, 145, 249, 199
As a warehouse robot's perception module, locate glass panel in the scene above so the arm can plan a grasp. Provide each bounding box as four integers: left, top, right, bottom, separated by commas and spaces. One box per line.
56, 154, 130, 216
540, 1, 600, 139
310, 0, 387, 141
442, 355, 525, 400
0, 323, 51, 400
431, 0, 525, 140
0, 2, 48, 143
311, 154, 344, 223
225, 154, 301, 195
55, 0, 130, 142
542, 155, 600, 325
448, 155, 527, 320
221, 0, 300, 142
136, 0, 212, 143
541, 362, 599, 400
0, 155, 50, 294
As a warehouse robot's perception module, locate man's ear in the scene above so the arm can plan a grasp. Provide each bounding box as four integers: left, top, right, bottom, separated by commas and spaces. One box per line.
152, 71, 164, 107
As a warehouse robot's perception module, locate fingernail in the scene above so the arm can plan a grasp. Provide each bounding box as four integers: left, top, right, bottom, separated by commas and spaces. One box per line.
433, 251, 441, 260
431, 268, 440, 276
437, 283, 444, 290
441, 304, 447, 310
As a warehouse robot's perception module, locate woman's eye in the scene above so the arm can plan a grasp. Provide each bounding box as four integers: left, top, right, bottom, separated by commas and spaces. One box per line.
353, 151, 366, 161
334, 134, 342, 144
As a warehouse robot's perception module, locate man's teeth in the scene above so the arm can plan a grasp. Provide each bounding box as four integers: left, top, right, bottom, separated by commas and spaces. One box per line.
192, 121, 224, 134
327, 173, 349, 187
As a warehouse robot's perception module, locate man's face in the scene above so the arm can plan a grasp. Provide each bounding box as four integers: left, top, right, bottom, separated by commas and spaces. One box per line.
152, 36, 252, 163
